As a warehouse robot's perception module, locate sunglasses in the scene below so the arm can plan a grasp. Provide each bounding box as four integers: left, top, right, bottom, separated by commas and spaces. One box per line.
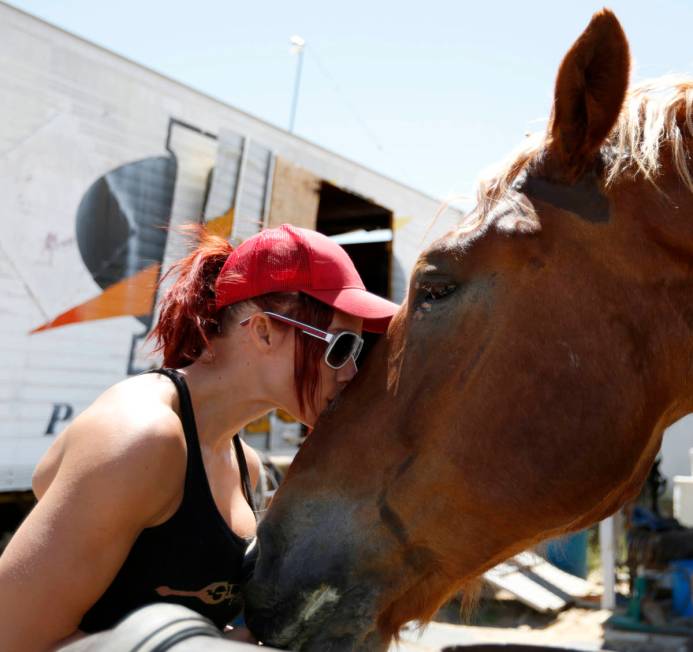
239, 311, 364, 370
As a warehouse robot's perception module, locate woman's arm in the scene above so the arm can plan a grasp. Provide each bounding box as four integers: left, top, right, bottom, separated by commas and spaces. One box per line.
0, 407, 185, 652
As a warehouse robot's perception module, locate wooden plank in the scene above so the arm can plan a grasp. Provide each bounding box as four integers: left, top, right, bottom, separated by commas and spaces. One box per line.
267, 157, 320, 229
484, 558, 568, 613
514, 551, 595, 599
483, 551, 598, 614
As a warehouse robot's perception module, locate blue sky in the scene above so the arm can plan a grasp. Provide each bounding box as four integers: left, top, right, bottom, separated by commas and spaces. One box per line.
7, 0, 693, 203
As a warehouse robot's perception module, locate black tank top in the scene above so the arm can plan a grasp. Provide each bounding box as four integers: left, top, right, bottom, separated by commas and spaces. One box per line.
79, 368, 257, 633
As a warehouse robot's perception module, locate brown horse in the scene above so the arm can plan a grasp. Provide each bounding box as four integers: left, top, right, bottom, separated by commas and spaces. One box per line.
244, 10, 693, 651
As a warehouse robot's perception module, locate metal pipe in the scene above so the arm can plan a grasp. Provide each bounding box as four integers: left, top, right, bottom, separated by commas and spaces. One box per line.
289, 37, 305, 133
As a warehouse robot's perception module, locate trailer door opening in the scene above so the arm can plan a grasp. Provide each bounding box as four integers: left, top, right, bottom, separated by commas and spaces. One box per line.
316, 181, 392, 301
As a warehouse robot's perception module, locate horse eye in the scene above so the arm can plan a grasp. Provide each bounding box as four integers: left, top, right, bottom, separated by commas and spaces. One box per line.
418, 281, 457, 301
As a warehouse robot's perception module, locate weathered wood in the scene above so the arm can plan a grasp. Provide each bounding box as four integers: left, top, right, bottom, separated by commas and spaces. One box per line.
267, 158, 320, 229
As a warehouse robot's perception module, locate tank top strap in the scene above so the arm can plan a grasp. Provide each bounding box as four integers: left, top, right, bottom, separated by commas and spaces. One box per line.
232, 434, 257, 514
148, 368, 204, 478
147, 368, 256, 512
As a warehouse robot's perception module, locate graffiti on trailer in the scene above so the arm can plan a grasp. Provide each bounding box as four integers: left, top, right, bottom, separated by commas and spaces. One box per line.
30, 120, 249, 436
30, 120, 235, 380
31, 123, 241, 435
31, 155, 178, 370
34, 155, 177, 437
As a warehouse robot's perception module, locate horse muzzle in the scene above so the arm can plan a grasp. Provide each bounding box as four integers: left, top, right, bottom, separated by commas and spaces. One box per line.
243, 579, 382, 651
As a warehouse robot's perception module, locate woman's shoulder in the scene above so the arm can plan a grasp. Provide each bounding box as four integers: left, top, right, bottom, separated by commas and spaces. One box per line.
73, 371, 186, 456
34, 372, 187, 519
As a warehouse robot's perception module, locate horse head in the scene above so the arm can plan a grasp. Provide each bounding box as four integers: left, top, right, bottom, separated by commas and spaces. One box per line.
245, 10, 693, 650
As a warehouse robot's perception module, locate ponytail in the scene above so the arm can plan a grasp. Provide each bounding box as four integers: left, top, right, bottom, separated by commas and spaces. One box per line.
150, 225, 232, 367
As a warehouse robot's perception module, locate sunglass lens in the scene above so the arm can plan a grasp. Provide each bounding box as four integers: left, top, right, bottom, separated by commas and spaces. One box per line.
326, 333, 360, 368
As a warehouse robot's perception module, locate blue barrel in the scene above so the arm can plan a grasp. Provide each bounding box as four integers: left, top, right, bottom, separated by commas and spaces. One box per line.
671, 559, 693, 616
546, 530, 589, 578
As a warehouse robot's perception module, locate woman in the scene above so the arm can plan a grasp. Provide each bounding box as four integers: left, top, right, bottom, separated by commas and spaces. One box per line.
0, 224, 397, 651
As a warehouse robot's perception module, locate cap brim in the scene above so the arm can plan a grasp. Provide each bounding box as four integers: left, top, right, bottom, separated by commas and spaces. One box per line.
302, 288, 399, 333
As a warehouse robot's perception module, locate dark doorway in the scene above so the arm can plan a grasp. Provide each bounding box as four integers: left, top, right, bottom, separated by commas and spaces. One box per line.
316, 182, 393, 360
316, 182, 392, 300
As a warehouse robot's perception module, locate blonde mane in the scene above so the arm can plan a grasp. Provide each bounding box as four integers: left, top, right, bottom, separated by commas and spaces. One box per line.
466, 76, 693, 229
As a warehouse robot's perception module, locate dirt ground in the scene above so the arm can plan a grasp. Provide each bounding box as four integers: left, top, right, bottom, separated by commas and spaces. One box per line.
396, 609, 605, 650
394, 594, 693, 652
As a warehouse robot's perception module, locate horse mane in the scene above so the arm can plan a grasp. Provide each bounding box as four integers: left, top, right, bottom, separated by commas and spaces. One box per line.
466, 75, 693, 229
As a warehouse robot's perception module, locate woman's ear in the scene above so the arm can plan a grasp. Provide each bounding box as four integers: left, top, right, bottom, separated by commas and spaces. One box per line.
548, 9, 630, 181
246, 312, 283, 353
246, 313, 273, 350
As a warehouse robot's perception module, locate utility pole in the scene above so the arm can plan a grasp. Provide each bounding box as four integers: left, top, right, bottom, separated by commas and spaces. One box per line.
289, 35, 305, 134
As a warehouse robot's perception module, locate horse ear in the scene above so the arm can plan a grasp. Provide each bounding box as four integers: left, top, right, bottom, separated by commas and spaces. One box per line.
548, 10, 630, 180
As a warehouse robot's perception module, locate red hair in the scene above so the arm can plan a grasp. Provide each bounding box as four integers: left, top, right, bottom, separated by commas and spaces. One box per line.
149, 225, 334, 415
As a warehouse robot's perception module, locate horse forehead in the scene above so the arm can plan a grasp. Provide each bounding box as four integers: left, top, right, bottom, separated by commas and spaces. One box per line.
421, 220, 512, 268
420, 229, 478, 262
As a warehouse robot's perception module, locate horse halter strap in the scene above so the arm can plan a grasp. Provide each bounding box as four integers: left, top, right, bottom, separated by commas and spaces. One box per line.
513, 171, 611, 223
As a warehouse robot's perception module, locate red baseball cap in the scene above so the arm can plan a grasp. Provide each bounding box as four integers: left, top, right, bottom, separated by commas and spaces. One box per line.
214, 224, 398, 333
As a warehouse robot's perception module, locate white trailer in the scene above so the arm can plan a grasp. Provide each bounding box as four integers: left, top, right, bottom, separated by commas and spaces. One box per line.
0, 1, 461, 531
